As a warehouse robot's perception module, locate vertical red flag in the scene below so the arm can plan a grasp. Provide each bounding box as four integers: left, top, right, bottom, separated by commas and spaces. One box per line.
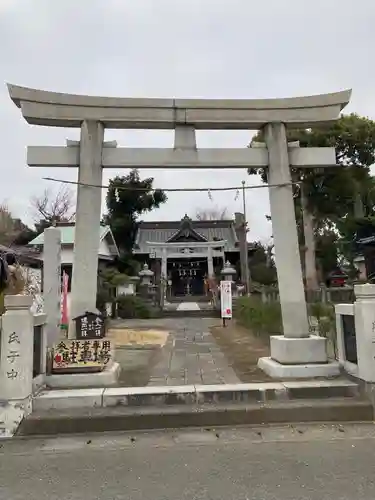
60, 271, 69, 332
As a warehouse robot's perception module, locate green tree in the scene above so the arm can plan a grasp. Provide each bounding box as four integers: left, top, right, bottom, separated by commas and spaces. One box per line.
249, 114, 375, 285
103, 170, 167, 271
249, 241, 277, 286
336, 175, 375, 275
96, 265, 129, 314
315, 228, 340, 279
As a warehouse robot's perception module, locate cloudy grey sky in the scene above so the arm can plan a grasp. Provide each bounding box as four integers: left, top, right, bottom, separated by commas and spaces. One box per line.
1, 0, 374, 243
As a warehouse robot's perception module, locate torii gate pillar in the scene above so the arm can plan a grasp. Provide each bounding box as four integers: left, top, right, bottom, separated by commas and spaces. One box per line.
258, 123, 336, 377
68, 121, 104, 335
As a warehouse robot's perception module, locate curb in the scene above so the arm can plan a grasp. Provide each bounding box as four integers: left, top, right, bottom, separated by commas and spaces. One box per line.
33, 380, 361, 412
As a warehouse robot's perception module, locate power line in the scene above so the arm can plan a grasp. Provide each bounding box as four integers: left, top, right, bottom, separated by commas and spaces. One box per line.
43, 176, 301, 193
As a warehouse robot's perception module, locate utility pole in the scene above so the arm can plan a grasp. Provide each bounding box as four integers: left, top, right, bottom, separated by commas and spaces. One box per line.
242, 180, 251, 294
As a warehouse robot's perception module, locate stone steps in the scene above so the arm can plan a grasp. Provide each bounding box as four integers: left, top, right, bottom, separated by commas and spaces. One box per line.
168, 296, 210, 303
18, 399, 373, 436
161, 309, 220, 318
18, 380, 373, 436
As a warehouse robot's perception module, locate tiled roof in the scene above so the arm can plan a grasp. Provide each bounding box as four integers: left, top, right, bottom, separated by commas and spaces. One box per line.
134, 219, 239, 253
0, 244, 42, 265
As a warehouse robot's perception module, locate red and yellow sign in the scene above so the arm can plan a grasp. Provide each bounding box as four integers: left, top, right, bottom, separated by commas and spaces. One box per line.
52, 339, 112, 373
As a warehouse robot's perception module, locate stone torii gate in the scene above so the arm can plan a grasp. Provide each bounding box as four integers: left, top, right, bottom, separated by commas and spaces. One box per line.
7, 84, 351, 377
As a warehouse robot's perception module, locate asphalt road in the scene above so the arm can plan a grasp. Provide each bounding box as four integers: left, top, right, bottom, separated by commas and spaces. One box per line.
1, 424, 375, 499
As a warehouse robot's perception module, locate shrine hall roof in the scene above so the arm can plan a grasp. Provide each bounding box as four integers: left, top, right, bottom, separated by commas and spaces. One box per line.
134, 218, 239, 254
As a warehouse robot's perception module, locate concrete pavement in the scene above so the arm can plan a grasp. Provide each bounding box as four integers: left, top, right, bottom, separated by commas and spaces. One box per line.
2, 424, 375, 499
110, 317, 240, 386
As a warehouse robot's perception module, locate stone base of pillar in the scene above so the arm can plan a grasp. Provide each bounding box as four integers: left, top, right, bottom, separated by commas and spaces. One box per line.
44, 361, 120, 389
258, 357, 340, 378
258, 335, 340, 378
270, 335, 328, 364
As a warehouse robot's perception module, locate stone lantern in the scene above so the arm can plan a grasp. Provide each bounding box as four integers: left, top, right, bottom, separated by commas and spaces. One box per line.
138, 263, 154, 302
138, 263, 154, 286
221, 261, 236, 282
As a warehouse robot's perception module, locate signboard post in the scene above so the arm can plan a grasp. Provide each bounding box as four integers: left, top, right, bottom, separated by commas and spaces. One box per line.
74, 311, 105, 340
220, 280, 232, 327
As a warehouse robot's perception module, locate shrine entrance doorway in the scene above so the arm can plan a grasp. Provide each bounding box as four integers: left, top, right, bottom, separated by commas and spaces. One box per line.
169, 257, 208, 297
147, 238, 226, 304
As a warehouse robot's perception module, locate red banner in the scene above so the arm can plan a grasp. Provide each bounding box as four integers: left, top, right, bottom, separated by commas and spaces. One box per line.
60, 271, 69, 332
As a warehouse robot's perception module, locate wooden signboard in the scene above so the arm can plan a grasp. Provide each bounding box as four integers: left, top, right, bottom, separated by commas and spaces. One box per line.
74, 312, 105, 340
52, 339, 112, 373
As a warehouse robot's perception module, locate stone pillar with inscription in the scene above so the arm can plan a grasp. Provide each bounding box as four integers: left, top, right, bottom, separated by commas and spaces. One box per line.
43, 226, 62, 346
354, 284, 375, 382
0, 295, 34, 403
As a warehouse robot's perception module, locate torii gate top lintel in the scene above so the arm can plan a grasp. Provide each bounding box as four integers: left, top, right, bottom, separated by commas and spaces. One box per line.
7, 83, 351, 130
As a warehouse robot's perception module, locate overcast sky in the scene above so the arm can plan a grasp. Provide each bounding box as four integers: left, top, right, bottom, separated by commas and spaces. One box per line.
1, 0, 374, 244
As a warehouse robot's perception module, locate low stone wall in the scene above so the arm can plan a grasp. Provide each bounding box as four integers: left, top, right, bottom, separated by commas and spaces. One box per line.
261, 286, 355, 305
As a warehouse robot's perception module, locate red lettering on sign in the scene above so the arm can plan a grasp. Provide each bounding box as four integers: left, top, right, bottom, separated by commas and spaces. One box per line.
54, 353, 62, 364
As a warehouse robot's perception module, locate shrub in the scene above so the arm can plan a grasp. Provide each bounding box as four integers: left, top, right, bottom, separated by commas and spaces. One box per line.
308, 301, 334, 322
116, 294, 158, 319
235, 296, 282, 336
96, 289, 111, 317
308, 301, 337, 358
234, 296, 339, 358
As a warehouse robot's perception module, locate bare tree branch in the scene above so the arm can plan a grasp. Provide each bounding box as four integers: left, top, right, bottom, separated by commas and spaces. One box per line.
195, 206, 229, 221
31, 186, 75, 225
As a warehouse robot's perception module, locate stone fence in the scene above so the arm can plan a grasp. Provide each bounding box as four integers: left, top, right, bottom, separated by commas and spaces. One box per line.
261, 285, 355, 304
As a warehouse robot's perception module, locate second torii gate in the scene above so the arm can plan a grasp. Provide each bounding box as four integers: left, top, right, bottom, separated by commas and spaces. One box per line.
7, 84, 350, 377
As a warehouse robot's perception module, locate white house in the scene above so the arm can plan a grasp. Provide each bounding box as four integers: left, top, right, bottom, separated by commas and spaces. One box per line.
27, 222, 120, 291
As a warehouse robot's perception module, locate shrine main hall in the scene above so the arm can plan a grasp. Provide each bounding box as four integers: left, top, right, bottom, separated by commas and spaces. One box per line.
133, 214, 251, 297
